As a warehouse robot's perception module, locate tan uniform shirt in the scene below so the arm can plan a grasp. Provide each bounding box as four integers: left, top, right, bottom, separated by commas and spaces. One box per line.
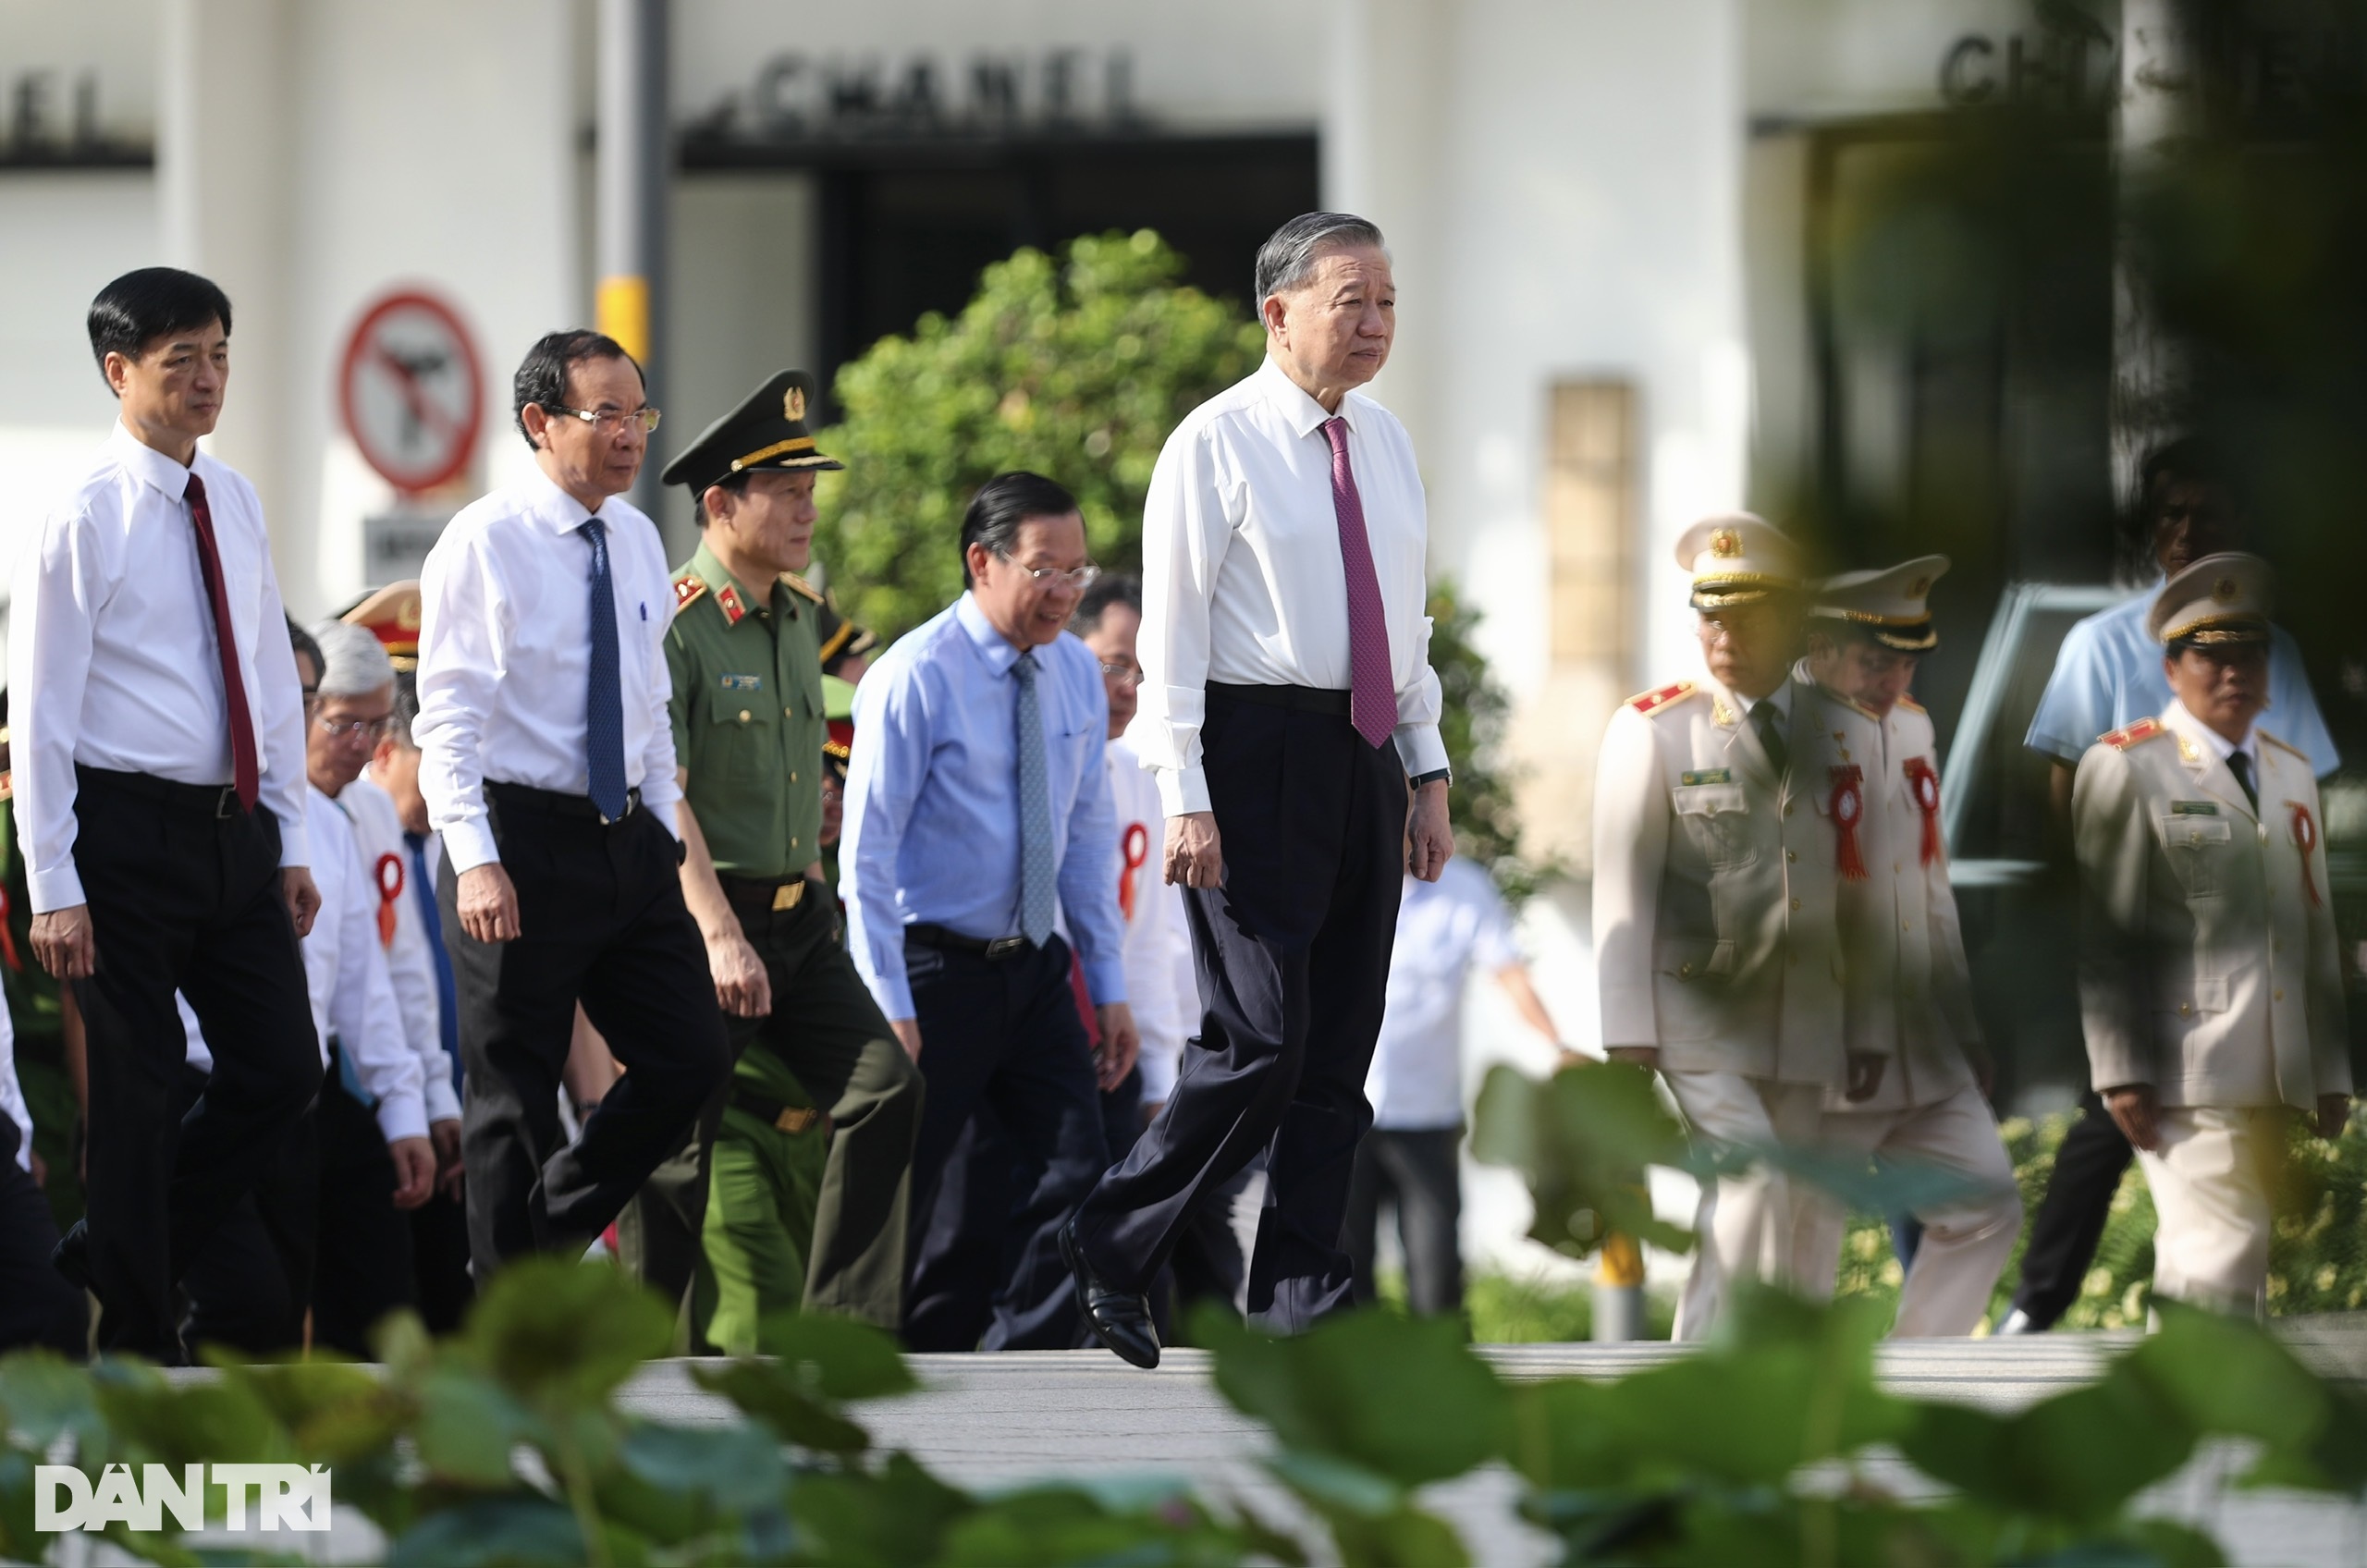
1592, 670, 1847, 1086
2074, 700, 2349, 1109
1800, 684, 1981, 1112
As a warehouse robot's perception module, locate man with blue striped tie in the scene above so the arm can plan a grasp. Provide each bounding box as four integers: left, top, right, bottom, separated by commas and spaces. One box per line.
414, 330, 729, 1280
840, 471, 1138, 1351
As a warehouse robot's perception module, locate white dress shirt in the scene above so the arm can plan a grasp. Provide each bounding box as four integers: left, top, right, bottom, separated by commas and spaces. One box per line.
2178, 699, 2260, 774
414, 467, 681, 874
1106, 739, 1199, 1104
178, 784, 426, 1143
1135, 356, 1448, 815
8, 422, 311, 912
337, 778, 460, 1125
0, 1007, 30, 1173
1366, 859, 1523, 1129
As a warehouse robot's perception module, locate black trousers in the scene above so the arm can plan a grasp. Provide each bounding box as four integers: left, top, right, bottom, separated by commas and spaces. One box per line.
1073, 691, 1407, 1330
2009, 1090, 2134, 1327
1345, 1126, 1466, 1317
618, 884, 922, 1334
410, 1187, 475, 1335
443, 789, 729, 1277
181, 1072, 316, 1356
70, 767, 322, 1360
0, 1117, 84, 1356
901, 933, 1106, 1351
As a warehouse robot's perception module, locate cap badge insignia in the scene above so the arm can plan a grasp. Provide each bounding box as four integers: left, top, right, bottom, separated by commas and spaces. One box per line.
2213, 576, 2238, 603
1710, 528, 1741, 559
1908, 577, 1932, 598
784, 385, 807, 422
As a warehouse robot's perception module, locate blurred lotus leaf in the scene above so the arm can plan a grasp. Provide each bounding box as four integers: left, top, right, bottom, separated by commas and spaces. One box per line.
1469, 1061, 1694, 1258
387, 1495, 585, 1568
448, 1257, 672, 1414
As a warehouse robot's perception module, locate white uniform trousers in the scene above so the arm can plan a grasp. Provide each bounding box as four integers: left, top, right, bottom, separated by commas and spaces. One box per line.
1663, 1071, 1825, 1341
2138, 1106, 2287, 1316
1792, 1081, 2023, 1337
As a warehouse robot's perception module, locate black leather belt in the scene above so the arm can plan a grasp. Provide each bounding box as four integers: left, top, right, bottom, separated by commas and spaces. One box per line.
77, 766, 247, 819
719, 875, 812, 918
487, 780, 641, 825
1206, 681, 1352, 717
730, 1084, 825, 1135
905, 922, 1035, 962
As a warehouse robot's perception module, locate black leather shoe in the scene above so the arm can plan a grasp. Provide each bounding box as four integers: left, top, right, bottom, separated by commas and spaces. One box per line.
52, 1219, 92, 1293
1061, 1219, 1160, 1369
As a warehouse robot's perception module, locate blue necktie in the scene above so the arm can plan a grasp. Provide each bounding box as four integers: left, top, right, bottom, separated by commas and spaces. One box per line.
1012, 653, 1056, 946
409, 831, 462, 1097
583, 517, 629, 820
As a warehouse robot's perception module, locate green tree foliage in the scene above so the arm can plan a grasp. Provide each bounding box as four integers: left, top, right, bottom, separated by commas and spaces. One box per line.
812, 229, 1266, 639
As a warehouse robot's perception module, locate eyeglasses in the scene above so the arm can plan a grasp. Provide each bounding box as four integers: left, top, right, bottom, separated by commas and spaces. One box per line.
547, 403, 662, 435
314, 714, 395, 743
1000, 556, 1098, 591
1098, 660, 1143, 688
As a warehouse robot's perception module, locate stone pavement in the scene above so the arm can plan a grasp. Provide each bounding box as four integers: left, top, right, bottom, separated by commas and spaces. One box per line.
607, 1330, 2367, 1566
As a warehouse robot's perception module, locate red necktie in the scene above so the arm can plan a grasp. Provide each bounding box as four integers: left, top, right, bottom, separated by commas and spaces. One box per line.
1320, 417, 1399, 749
183, 472, 260, 811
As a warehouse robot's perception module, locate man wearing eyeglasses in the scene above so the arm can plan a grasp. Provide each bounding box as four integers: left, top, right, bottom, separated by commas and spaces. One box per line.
414, 329, 729, 1280
840, 470, 1138, 1350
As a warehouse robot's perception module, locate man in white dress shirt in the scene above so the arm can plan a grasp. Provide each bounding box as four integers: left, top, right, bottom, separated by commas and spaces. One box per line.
1066, 213, 1456, 1366
10, 268, 323, 1359
415, 329, 729, 1278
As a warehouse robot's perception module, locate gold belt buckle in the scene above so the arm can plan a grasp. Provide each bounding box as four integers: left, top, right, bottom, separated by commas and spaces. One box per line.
774, 1106, 820, 1134
771, 880, 804, 913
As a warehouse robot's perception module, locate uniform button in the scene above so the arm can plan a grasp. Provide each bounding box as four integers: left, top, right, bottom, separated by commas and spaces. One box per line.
2179, 1001, 2192, 1016
1786, 850, 1797, 864
2189, 830, 2202, 845
1901, 918, 1911, 932
1790, 898, 1802, 912
1784, 803, 1796, 817
2275, 988, 2287, 1002
2258, 823, 2270, 843
785, 706, 795, 718
791, 837, 800, 849
738, 709, 752, 723
1678, 962, 1693, 978
790, 771, 798, 784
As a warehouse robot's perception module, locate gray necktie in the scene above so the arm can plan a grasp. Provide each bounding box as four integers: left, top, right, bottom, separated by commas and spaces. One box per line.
1013, 653, 1057, 945
1750, 699, 1790, 778
2228, 750, 2258, 812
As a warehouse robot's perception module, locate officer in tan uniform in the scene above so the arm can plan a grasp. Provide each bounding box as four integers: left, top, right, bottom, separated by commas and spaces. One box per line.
1789, 557, 2021, 1335
1593, 513, 1875, 1339
2075, 552, 2349, 1315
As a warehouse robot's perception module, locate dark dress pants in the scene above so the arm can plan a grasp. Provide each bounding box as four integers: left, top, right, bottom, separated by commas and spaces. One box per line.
409, 1186, 475, 1335
1073, 692, 1407, 1331
619, 886, 923, 1335
181, 1076, 316, 1357
0, 1117, 85, 1356
901, 933, 1107, 1352
1344, 1126, 1466, 1318
70, 767, 323, 1360
2009, 1090, 2134, 1327
443, 790, 730, 1278
310, 1047, 416, 1355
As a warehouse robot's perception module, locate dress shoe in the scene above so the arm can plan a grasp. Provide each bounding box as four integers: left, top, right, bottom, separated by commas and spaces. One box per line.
1061, 1219, 1160, 1369
51, 1219, 92, 1293
1994, 1307, 2042, 1336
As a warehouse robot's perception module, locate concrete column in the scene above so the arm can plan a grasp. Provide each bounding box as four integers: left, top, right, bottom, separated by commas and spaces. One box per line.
2110, 0, 2197, 514
596, 0, 671, 540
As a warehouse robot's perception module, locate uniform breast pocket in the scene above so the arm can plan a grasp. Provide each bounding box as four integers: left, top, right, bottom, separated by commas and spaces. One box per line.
710, 694, 779, 782
2159, 814, 2233, 899
1674, 782, 1756, 871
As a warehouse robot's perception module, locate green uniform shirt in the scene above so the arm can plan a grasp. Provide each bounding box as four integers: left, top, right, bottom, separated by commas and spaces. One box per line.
665, 541, 828, 880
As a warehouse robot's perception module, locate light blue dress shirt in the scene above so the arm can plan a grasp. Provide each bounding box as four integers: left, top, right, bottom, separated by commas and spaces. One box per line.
841, 594, 1127, 1021
2026, 591, 2338, 776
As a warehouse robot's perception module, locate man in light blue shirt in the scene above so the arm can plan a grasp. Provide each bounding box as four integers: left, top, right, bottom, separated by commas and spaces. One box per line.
841, 471, 1138, 1350
2005, 438, 2338, 1333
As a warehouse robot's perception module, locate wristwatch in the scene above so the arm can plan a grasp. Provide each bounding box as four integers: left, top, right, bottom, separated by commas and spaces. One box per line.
1410, 767, 1453, 790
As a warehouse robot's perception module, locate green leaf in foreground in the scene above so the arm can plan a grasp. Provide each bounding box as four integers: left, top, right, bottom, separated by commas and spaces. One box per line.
1469, 1061, 1694, 1258
450, 1258, 674, 1414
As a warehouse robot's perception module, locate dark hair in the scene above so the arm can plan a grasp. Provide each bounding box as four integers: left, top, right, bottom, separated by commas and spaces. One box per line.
389, 672, 422, 749
286, 615, 325, 687
2140, 436, 2229, 517
959, 472, 1078, 587
87, 268, 234, 389
694, 471, 751, 529
1254, 212, 1387, 312
1070, 572, 1142, 636
512, 329, 643, 450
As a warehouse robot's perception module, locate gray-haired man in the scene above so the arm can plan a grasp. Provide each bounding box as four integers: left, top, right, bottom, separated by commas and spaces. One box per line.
1065, 212, 1454, 1366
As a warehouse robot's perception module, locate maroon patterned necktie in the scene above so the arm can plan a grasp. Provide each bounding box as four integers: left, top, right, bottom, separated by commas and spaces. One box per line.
1321, 417, 1399, 748
182, 472, 261, 811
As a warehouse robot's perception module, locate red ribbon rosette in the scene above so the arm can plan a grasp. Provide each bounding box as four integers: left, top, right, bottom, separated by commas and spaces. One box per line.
374, 851, 405, 949
1904, 757, 1942, 866
2292, 803, 2323, 907
1119, 822, 1150, 922
0, 882, 18, 974
1829, 766, 1869, 881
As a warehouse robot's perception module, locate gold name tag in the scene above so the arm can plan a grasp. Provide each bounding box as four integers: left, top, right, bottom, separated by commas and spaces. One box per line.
772, 880, 805, 912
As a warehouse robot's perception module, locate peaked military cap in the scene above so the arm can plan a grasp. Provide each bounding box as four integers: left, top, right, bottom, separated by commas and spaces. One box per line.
1811, 554, 1950, 653
1674, 512, 1804, 609
339, 580, 424, 671
659, 369, 843, 495
2149, 551, 2274, 647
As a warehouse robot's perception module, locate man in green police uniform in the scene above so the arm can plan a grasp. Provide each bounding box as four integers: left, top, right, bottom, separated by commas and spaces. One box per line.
615, 370, 923, 1336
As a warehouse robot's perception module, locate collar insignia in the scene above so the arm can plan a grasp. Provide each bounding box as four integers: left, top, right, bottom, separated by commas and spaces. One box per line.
715, 583, 747, 625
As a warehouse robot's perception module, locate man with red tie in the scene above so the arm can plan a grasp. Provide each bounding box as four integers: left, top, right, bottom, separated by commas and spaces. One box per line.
1064, 213, 1455, 1366
10, 268, 323, 1360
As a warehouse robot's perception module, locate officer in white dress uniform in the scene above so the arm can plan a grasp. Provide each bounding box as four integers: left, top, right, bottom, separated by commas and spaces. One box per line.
2073, 553, 2350, 1314
1789, 557, 2022, 1335
1593, 514, 1872, 1340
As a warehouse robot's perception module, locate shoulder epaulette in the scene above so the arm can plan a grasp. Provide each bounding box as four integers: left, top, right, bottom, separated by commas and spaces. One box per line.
2261, 729, 2309, 760
1896, 694, 1926, 714
779, 571, 825, 605
1625, 680, 1700, 717
2100, 717, 2169, 751
672, 572, 707, 611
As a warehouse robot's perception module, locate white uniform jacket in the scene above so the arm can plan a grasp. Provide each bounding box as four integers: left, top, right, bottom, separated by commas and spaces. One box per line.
1592, 671, 1847, 1085
2074, 701, 2349, 1109
1803, 685, 1981, 1113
